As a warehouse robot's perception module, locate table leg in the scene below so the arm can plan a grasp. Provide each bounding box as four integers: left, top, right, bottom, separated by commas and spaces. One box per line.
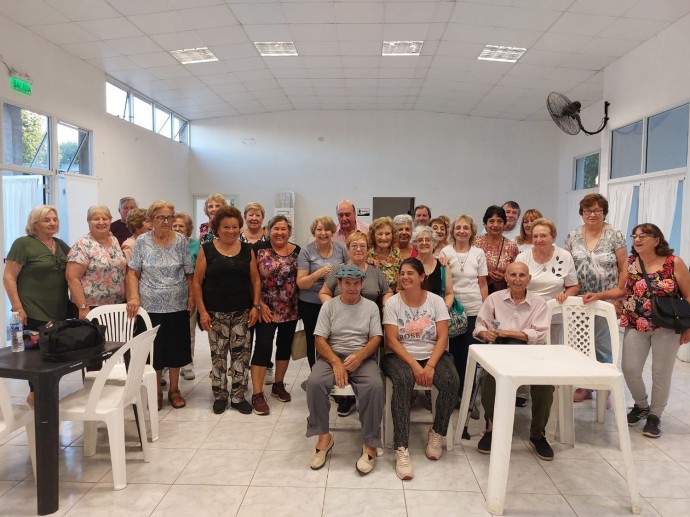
610, 377, 641, 514
561, 384, 575, 446
32, 374, 61, 516
485, 375, 515, 516
455, 355, 477, 443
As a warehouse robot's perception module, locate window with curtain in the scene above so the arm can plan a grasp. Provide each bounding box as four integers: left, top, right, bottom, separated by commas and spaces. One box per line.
610, 120, 643, 179
646, 104, 689, 173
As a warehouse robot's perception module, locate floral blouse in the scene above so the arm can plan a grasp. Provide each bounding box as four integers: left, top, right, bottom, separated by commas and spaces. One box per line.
68, 234, 127, 306
621, 255, 680, 332
367, 246, 403, 291
565, 224, 626, 294
475, 235, 518, 292
254, 241, 301, 322
199, 222, 216, 245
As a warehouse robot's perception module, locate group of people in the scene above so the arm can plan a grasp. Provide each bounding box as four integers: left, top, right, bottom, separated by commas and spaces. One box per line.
3, 193, 689, 481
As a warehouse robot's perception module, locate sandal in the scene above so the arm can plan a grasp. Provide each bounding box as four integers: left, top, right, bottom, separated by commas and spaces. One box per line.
157, 392, 163, 411
168, 390, 186, 409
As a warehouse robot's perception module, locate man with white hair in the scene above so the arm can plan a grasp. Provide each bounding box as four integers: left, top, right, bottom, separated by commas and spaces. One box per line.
334, 200, 369, 244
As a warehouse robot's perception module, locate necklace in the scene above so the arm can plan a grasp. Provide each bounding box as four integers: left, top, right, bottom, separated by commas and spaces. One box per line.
216, 240, 239, 257
35, 235, 56, 254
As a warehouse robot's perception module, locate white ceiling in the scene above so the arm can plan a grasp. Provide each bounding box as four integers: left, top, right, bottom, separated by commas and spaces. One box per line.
2, 0, 688, 121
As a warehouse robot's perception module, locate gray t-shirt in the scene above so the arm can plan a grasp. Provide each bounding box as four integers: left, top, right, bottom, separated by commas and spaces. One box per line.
314, 296, 383, 356
297, 241, 348, 304
325, 264, 389, 306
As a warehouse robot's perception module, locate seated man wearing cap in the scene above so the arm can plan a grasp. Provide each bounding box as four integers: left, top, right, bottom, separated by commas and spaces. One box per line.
306, 264, 384, 474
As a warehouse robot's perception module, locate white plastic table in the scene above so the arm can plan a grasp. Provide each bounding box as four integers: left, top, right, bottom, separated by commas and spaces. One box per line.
456, 344, 640, 516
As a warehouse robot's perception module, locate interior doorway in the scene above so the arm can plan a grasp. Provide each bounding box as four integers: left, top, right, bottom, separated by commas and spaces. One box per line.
372, 197, 415, 220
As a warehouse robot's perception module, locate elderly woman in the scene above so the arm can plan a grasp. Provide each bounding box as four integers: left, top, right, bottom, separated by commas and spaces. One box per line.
297, 216, 349, 369
565, 194, 627, 402
251, 215, 301, 415
394, 214, 417, 260
66, 206, 128, 319
413, 226, 453, 305
475, 205, 518, 293
199, 193, 228, 245
240, 201, 267, 244
367, 216, 402, 291
515, 208, 543, 252
430, 216, 450, 257
584, 224, 690, 438
121, 208, 150, 261
439, 215, 488, 394
193, 206, 261, 414
382, 258, 460, 480
3, 205, 70, 329
127, 200, 194, 410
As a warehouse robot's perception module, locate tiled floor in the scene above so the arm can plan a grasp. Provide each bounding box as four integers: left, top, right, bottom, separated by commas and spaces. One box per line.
2, 331, 690, 516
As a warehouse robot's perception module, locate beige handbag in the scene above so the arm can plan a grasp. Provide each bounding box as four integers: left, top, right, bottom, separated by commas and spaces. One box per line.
290, 321, 307, 360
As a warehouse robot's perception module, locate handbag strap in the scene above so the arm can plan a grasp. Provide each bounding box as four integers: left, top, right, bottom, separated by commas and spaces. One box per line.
440, 264, 446, 297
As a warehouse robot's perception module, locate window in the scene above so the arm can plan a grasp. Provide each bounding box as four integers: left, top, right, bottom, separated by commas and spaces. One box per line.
106, 82, 128, 119
610, 120, 643, 179
574, 152, 599, 190
155, 106, 172, 137
57, 122, 91, 175
2, 104, 50, 170
646, 104, 689, 173
131, 95, 153, 130
173, 116, 188, 145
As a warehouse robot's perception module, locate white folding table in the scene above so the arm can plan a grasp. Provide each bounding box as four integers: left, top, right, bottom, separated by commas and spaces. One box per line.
456, 344, 640, 516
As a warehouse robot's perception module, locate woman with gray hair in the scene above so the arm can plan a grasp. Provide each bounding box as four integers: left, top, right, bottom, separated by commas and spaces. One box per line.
66, 205, 128, 319
394, 214, 417, 260
121, 208, 150, 261
240, 201, 267, 244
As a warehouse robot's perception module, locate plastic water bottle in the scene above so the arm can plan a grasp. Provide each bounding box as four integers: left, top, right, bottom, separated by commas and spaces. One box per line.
9, 312, 24, 352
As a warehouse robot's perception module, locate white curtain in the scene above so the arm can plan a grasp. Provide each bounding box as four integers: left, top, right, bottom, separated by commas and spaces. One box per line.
639, 177, 679, 238
607, 183, 634, 234
63, 174, 99, 244
2, 175, 42, 255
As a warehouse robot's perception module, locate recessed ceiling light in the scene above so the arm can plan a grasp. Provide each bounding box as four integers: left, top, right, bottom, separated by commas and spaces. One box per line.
169, 47, 218, 64
382, 41, 424, 56
477, 45, 526, 63
254, 42, 298, 56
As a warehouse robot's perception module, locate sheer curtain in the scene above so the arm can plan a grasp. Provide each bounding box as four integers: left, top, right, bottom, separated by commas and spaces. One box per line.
639, 177, 679, 238
2, 175, 42, 254
607, 183, 634, 234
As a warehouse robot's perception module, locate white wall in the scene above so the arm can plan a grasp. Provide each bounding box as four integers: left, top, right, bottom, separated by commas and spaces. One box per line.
190, 110, 561, 245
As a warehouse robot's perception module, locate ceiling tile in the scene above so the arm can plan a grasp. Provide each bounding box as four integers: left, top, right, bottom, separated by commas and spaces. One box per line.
577, 37, 640, 57
102, 0, 175, 16
342, 56, 381, 68
549, 13, 615, 36
519, 49, 569, 66
79, 17, 143, 39
87, 55, 139, 72
339, 41, 381, 55
333, 2, 384, 23
31, 21, 96, 45
498, 74, 543, 88
563, 53, 616, 71
444, 23, 493, 43
178, 5, 239, 29
212, 43, 258, 60
235, 68, 274, 82
229, 2, 286, 24
45, 0, 120, 21
243, 24, 294, 42
297, 41, 341, 56
128, 51, 179, 68
569, 0, 637, 17
188, 61, 229, 76
148, 64, 193, 80
60, 40, 120, 59
290, 23, 339, 41
309, 67, 346, 79
0, 0, 69, 26
106, 36, 163, 55
548, 67, 595, 82
243, 78, 280, 91
199, 72, 241, 86
506, 63, 556, 78
533, 32, 591, 53
385, 2, 437, 23
225, 57, 266, 72
151, 31, 207, 50
282, 2, 335, 23
129, 11, 193, 35
382, 23, 430, 41
624, 0, 690, 21
200, 26, 250, 46
603, 18, 669, 41
337, 23, 383, 40
302, 56, 342, 68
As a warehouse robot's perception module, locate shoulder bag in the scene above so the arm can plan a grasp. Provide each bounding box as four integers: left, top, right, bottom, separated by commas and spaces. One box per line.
440, 265, 468, 338
638, 258, 690, 334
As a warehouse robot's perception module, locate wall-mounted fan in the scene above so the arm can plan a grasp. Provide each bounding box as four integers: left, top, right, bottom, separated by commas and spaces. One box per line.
547, 92, 610, 136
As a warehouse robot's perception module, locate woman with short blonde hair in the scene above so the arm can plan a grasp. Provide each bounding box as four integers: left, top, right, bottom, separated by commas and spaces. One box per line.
199, 194, 228, 245
367, 216, 401, 291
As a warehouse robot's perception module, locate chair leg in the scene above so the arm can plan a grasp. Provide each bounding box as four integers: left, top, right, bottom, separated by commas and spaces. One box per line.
134, 396, 151, 462
144, 376, 159, 442
105, 410, 127, 490
596, 389, 607, 424
83, 421, 99, 456
26, 423, 37, 481
384, 378, 393, 449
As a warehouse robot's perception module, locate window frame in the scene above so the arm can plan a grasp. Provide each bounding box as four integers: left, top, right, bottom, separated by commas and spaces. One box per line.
572, 150, 600, 190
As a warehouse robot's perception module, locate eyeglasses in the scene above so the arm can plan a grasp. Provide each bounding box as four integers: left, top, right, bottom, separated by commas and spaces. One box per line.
154, 216, 175, 223
630, 233, 651, 240
583, 209, 604, 216
349, 244, 367, 250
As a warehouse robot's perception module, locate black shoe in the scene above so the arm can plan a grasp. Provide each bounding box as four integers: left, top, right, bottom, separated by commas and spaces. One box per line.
627, 404, 650, 426
421, 390, 433, 412
230, 399, 253, 415
337, 396, 356, 417
477, 431, 492, 454
515, 397, 527, 407
529, 436, 554, 461
212, 399, 227, 414
642, 414, 661, 438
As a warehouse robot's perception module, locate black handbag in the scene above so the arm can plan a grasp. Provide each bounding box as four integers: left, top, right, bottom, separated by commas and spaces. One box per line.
39, 319, 106, 362
638, 259, 690, 334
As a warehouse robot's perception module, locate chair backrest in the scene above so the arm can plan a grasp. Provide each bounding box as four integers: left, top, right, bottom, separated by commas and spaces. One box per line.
84, 326, 159, 412
86, 304, 152, 343
546, 297, 620, 364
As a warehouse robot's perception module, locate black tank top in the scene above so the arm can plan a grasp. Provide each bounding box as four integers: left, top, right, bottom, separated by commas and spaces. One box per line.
201, 241, 252, 312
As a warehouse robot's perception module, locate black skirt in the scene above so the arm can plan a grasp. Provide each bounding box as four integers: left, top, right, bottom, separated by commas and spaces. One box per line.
149, 310, 192, 369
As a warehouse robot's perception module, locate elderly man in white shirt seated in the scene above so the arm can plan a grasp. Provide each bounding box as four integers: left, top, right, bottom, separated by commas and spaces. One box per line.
472, 261, 554, 461
305, 264, 384, 475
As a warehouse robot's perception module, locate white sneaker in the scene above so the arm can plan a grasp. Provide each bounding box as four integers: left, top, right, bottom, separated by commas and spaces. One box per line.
395, 447, 413, 480
264, 367, 275, 385
426, 428, 444, 460
182, 368, 195, 380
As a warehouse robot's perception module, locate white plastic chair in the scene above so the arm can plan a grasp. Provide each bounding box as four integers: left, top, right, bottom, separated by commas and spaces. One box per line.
59, 326, 159, 490
0, 382, 36, 479
85, 304, 158, 442
545, 298, 620, 442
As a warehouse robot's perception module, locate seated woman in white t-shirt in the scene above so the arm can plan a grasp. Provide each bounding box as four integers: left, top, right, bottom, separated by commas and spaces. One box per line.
515, 218, 579, 341
381, 258, 460, 481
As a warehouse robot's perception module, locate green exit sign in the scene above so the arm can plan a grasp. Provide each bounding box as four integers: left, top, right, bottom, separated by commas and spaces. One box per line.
10, 76, 31, 95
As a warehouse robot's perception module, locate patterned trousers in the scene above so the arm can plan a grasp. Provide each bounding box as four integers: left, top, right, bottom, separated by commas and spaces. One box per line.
209, 310, 250, 402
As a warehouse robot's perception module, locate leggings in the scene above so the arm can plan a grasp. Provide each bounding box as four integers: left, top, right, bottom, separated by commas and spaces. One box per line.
209, 310, 250, 402
298, 299, 322, 369
252, 320, 298, 367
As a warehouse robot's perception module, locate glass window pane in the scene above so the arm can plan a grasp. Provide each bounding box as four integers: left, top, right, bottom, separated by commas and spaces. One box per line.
132, 95, 153, 130
610, 120, 643, 179
646, 104, 689, 173
2, 104, 50, 169
57, 122, 91, 175
574, 153, 599, 190
173, 116, 188, 145
668, 179, 683, 254
155, 107, 172, 137
106, 82, 128, 119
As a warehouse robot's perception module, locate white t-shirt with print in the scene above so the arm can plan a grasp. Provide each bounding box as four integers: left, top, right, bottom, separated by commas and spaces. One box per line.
515, 245, 578, 301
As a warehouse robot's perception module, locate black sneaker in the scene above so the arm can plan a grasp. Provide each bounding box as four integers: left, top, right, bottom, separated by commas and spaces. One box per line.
212, 398, 227, 415
337, 396, 356, 417
230, 399, 253, 415
515, 397, 527, 407
477, 431, 492, 454
627, 404, 650, 426
529, 436, 554, 461
642, 414, 661, 438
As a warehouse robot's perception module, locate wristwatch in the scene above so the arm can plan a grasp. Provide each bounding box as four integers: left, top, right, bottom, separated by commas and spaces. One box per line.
78, 304, 87, 310
252, 304, 261, 310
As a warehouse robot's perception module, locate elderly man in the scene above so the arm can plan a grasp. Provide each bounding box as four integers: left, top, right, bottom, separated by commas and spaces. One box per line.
334, 200, 369, 244
413, 205, 431, 227
472, 261, 554, 460
306, 264, 384, 475
502, 201, 521, 240
110, 196, 137, 245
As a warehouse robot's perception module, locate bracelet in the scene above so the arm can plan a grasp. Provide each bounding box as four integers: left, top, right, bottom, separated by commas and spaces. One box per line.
427, 364, 436, 369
